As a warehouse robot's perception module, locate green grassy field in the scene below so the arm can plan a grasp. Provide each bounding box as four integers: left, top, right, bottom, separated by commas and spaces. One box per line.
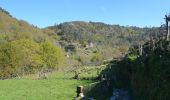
0, 72, 94, 100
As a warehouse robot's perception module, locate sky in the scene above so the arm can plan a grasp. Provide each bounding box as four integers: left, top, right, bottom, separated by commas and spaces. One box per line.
0, 0, 170, 28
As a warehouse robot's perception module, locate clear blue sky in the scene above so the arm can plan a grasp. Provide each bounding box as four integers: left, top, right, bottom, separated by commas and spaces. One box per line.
0, 0, 170, 28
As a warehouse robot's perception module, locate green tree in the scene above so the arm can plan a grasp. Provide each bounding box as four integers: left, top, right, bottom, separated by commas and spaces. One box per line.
41, 40, 64, 69
12, 39, 42, 73
0, 42, 20, 78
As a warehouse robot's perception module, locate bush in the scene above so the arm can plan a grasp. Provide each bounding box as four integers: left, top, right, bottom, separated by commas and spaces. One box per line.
91, 52, 103, 65
0, 39, 65, 79
40, 40, 64, 69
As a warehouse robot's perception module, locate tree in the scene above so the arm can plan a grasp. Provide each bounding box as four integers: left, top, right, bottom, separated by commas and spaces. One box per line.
40, 40, 64, 70
11, 39, 42, 73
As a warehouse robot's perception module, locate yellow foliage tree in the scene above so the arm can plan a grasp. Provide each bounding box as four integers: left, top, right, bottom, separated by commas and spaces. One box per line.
41, 40, 64, 69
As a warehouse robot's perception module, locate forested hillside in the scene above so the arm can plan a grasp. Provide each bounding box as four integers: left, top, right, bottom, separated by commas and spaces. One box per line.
47, 21, 159, 66
0, 8, 64, 79
48, 21, 160, 47
0, 7, 162, 83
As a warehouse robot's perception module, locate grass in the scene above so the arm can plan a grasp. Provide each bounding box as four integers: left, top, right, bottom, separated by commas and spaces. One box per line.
0, 72, 94, 100
127, 54, 138, 61
0, 65, 106, 100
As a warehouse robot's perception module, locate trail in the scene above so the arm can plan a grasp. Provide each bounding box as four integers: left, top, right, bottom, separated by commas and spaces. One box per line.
109, 88, 130, 100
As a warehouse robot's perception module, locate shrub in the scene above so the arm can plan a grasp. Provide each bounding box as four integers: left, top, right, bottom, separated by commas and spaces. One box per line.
41, 40, 64, 69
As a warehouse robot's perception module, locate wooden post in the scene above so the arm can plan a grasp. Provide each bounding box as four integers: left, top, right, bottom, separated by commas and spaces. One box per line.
149, 32, 152, 50
140, 44, 143, 55
77, 86, 84, 98
150, 36, 155, 51
165, 15, 169, 40
139, 43, 143, 56
152, 38, 155, 50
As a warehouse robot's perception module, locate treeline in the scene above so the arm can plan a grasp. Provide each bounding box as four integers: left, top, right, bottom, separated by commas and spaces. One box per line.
0, 7, 12, 17
48, 21, 159, 48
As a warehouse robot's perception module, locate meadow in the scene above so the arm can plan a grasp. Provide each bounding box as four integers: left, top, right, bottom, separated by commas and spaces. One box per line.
0, 71, 95, 100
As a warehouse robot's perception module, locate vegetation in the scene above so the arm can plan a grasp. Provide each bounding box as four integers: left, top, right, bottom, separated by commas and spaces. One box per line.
1, 7, 169, 100
101, 38, 170, 100
48, 21, 159, 48
47, 21, 159, 66
0, 10, 64, 79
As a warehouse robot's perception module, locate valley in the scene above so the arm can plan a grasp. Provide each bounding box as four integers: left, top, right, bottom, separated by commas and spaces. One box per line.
0, 5, 170, 100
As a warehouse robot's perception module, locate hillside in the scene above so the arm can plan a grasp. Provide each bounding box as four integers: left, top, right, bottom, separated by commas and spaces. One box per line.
0, 7, 58, 42
47, 21, 159, 66
0, 8, 64, 79
48, 21, 160, 46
